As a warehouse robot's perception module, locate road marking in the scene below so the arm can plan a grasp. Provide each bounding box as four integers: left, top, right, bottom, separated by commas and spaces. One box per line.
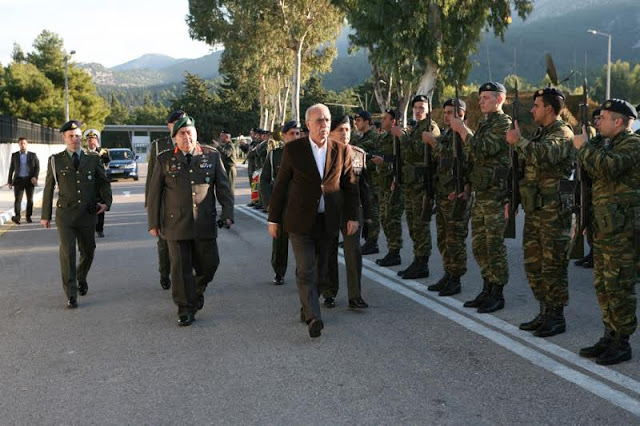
236, 204, 640, 417
123, 191, 131, 197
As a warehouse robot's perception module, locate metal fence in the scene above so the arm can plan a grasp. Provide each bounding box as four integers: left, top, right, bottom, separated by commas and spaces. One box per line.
0, 115, 59, 144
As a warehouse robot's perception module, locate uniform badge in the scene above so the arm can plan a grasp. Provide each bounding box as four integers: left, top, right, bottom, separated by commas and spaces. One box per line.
604, 101, 612, 108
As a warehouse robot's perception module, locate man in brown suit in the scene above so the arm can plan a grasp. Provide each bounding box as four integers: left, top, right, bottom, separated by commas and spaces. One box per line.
268, 104, 360, 338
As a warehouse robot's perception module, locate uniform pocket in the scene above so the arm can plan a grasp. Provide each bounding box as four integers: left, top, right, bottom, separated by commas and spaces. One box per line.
594, 203, 625, 234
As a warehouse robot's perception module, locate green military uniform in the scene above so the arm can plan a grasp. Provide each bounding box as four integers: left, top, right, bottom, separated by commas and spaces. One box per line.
373, 131, 404, 255
147, 132, 234, 323
430, 127, 470, 291
259, 144, 289, 281
463, 100, 512, 312
579, 122, 640, 362
217, 141, 237, 196
516, 111, 574, 336
145, 135, 174, 287
354, 128, 381, 247
399, 116, 440, 278
41, 147, 112, 303
246, 139, 260, 189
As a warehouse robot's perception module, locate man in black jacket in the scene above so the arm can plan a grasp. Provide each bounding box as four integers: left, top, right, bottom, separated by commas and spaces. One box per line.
8, 138, 40, 224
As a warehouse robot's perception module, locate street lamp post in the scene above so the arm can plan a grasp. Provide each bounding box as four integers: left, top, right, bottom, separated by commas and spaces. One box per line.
588, 29, 611, 99
64, 50, 76, 122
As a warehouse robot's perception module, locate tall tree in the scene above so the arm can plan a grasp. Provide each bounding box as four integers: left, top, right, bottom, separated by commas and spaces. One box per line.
105, 95, 130, 125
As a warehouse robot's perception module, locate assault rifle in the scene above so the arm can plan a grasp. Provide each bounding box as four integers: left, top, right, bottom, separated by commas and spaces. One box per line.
420, 94, 435, 221
390, 128, 402, 204
452, 82, 466, 220
504, 80, 521, 239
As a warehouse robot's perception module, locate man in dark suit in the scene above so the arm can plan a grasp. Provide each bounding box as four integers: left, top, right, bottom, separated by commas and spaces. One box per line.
268, 104, 360, 338
8, 137, 40, 224
147, 116, 234, 326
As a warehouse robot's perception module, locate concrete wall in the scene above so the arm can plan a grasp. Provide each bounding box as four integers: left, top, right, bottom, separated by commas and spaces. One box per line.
0, 143, 67, 186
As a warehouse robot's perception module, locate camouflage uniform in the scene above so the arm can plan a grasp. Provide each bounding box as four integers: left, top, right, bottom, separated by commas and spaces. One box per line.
432, 128, 470, 278
373, 131, 404, 252
578, 128, 640, 338
465, 111, 511, 286
516, 119, 574, 307
217, 141, 237, 196
354, 128, 381, 245
401, 118, 440, 258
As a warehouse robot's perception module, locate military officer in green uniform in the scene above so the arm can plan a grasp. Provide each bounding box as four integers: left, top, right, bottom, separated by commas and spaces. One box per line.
321, 115, 370, 309
373, 109, 405, 267
147, 116, 234, 326
506, 87, 575, 337
84, 128, 110, 238
217, 129, 237, 195
450, 82, 511, 313
574, 99, 639, 365
253, 131, 270, 209
423, 98, 471, 297
145, 110, 186, 290
260, 120, 299, 285
246, 130, 261, 206
354, 110, 381, 255
390, 95, 440, 279
41, 120, 112, 308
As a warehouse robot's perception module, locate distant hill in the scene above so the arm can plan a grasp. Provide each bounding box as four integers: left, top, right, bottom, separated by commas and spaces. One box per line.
112, 54, 186, 71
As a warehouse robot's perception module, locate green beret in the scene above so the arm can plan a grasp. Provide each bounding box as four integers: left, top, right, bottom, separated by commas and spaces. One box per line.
479, 82, 506, 94
601, 99, 637, 119
533, 87, 565, 100
59, 120, 82, 133
171, 116, 196, 138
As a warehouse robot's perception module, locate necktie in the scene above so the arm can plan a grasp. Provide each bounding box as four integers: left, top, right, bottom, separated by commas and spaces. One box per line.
72, 152, 79, 170
185, 153, 192, 165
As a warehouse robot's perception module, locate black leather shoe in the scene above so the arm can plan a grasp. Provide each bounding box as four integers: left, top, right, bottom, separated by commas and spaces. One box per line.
428, 273, 451, 292
348, 297, 369, 309
323, 296, 336, 308
67, 297, 78, 309
580, 336, 614, 358
160, 277, 171, 290
376, 250, 401, 267
178, 314, 194, 326
361, 242, 380, 255
308, 318, 324, 338
26, 217, 32, 223
96, 231, 105, 238
78, 281, 88, 296
11, 216, 20, 225
438, 276, 461, 297
272, 274, 284, 285
253, 203, 263, 210
197, 295, 204, 311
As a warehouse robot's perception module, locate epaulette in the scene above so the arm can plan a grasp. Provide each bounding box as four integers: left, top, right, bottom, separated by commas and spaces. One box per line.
84, 149, 99, 156
200, 144, 219, 154
351, 145, 366, 155
158, 147, 172, 156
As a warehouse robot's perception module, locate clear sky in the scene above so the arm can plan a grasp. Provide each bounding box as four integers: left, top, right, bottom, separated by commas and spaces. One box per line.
0, 0, 213, 67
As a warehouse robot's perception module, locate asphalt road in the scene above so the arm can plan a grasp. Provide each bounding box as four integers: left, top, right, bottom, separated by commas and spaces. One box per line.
0, 163, 638, 425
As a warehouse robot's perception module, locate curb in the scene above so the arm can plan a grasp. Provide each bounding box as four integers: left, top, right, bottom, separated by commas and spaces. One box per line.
0, 189, 45, 227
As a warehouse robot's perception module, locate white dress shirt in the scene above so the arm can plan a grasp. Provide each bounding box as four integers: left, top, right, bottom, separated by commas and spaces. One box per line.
309, 137, 327, 213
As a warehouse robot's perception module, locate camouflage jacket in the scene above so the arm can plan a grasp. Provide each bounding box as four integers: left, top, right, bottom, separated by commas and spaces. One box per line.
464, 111, 511, 197
578, 129, 640, 207
372, 131, 395, 187
354, 129, 379, 174
400, 118, 440, 186
433, 128, 470, 199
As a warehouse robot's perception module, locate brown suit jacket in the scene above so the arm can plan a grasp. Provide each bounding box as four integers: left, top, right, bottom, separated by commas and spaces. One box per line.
268, 137, 359, 235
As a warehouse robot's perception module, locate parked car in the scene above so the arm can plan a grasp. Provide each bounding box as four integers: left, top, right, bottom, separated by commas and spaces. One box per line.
106, 148, 139, 181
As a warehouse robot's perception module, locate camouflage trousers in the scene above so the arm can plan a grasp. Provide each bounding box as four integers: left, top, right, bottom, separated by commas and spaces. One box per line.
592, 207, 638, 336
379, 185, 404, 251
404, 182, 432, 257
365, 185, 381, 245
522, 205, 570, 306
471, 197, 508, 285
435, 197, 469, 278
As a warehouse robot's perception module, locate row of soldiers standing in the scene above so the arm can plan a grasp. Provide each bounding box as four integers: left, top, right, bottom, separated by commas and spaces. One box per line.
344, 83, 639, 366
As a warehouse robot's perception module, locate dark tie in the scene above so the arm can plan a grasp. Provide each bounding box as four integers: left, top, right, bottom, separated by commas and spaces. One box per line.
72, 152, 79, 170
185, 153, 192, 165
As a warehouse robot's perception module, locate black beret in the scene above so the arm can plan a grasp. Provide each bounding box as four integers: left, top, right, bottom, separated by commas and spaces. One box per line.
533, 87, 565, 100
59, 120, 82, 133
601, 99, 638, 119
443, 98, 467, 111
166, 110, 187, 124
221, 129, 231, 134
411, 95, 429, 106
385, 108, 398, 120
478, 82, 507, 94
592, 109, 601, 119
171, 116, 196, 138
330, 115, 350, 132
282, 120, 299, 133
355, 111, 372, 122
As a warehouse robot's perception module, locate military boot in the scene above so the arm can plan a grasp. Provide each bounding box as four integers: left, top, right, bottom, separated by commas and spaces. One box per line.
579, 328, 615, 358
477, 284, 504, 313
438, 276, 461, 297
596, 334, 632, 365
519, 301, 546, 331
376, 250, 401, 267
361, 241, 380, 255
427, 273, 450, 292
402, 256, 429, 279
533, 306, 566, 337
398, 259, 419, 277
463, 279, 490, 308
